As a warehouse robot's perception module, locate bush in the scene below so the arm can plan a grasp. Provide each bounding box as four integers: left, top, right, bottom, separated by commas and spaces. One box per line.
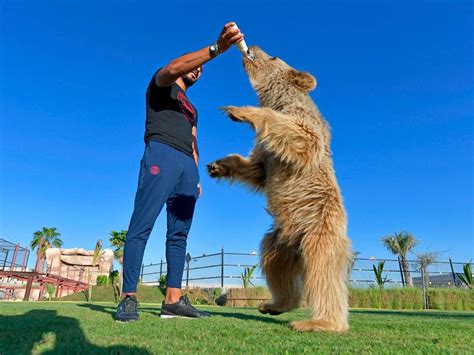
60, 284, 164, 303
183, 287, 223, 305
158, 274, 167, 297
223, 287, 473, 310
45, 284, 56, 301
226, 287, 271, 307
96, 275, 108, 286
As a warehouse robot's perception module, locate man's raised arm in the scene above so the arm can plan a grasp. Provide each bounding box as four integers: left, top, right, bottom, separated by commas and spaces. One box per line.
156, 22, 244, 87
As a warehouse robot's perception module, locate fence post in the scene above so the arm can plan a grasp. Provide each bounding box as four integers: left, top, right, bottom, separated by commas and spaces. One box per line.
185, 253, 191, 288
10, 244, 19, 271
2, 250, 8, 270
448, 258, 457, 287
25, 250, 30, 271
21, 247, 27, 271
140, 263, 144, 282
186, 262, 190, 288
398, 257, 405, 288
159, 259, 163, 278
221, 246, 224, 288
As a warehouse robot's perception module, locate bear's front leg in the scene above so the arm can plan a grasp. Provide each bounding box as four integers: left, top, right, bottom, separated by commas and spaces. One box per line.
207, 154, 266, 190
220, 106, 268, 131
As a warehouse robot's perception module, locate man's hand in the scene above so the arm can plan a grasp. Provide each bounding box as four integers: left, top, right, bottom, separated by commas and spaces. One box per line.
216, 22, 244, 53
197, 182, 202, 198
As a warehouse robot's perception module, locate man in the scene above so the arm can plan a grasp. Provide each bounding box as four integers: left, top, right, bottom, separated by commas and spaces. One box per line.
114, 22, 244, 322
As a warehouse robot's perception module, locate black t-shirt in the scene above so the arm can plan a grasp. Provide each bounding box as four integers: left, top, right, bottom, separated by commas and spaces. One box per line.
145, 73, 198, 157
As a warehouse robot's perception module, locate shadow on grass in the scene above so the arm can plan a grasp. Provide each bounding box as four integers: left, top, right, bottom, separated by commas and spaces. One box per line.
77, 303, 160, 319
206, 309, 288, 325
351, 309, 474, 319
0, 309, 151, 354
78, 303, 287, 325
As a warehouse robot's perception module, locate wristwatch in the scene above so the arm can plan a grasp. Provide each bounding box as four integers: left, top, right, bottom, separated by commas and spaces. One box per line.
209, 43, 220, 58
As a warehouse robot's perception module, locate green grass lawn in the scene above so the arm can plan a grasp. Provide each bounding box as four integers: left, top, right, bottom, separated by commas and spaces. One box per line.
0, 302, 473, 354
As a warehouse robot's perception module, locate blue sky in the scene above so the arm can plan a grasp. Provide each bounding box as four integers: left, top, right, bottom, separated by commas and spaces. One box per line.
0, 0, 472, 267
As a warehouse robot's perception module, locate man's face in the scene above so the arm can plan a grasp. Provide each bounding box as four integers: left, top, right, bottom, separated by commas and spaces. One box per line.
182, 66, 203, 87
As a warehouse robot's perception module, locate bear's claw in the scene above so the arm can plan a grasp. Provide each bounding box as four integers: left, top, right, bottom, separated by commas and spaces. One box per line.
207, 162, 227, 178
219, 106, 244, 123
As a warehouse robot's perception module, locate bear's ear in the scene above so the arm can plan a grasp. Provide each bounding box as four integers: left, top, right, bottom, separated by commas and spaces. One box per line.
288, 70, 317, 92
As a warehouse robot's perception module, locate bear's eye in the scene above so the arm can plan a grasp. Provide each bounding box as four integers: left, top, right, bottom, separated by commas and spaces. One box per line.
271, 56, 278, 61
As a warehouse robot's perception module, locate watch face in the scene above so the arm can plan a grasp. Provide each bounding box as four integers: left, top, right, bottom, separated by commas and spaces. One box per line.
210, 44, 218, 56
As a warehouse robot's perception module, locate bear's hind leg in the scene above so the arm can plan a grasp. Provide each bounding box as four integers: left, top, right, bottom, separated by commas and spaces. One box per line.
290, 230, 351, 332
259, 230, 302, 315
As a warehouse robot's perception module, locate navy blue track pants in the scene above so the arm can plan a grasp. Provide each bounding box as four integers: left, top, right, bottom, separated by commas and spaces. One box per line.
122, 141, 199, 292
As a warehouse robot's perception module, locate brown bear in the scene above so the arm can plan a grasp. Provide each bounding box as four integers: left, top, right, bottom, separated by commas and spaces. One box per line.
207, 46, 351, 332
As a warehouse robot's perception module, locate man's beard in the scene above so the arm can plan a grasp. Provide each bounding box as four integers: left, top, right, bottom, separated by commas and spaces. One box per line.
182, 75, 196, 87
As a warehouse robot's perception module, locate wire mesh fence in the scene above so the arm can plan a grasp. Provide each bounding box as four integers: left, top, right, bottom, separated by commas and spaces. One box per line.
141, 249, 473, 289
0, 239, 30, 272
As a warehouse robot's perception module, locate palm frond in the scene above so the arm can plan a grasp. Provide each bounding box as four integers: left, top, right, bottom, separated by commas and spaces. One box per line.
109, 230, 127, 250
381, 231, 418, 257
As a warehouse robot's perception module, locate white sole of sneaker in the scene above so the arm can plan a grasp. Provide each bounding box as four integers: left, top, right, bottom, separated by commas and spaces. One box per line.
160, 314, 196, 319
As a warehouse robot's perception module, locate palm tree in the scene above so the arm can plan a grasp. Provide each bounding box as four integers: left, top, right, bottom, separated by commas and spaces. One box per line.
109, 230, 127, 263
30, 227, 63, 258
381, 231, 418, 287
109, 230, 127, 292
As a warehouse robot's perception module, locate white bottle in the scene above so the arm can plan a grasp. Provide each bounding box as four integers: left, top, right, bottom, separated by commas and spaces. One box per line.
232, 24, 250, 56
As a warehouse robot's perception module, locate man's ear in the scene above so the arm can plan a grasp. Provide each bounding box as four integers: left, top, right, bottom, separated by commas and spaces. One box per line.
288, 70, 317, 92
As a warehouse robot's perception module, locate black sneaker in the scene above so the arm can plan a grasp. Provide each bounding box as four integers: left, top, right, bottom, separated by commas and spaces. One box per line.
181, 295, 211, 318
114, 295, 139, 322
160, 295, 210, 319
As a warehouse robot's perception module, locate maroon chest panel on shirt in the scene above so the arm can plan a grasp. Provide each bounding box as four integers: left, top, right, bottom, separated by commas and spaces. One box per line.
177, 91, 197, 125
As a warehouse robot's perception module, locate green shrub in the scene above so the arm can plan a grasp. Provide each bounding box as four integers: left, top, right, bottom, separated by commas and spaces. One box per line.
457, 263, 473, 289
108, 270, 119, 285
158, 274, 167, 297
96, 275, 108, 286
59, 284, 164, 303
45, 284, 56, 301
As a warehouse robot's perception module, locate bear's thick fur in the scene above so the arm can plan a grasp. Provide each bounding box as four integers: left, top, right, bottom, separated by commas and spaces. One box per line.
208, 46, 351, 332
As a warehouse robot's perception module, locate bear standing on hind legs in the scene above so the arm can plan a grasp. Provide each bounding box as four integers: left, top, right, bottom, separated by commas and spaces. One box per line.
207, 46, 351, 332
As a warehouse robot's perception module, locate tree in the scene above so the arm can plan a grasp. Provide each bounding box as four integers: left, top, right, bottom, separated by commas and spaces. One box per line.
109, 270, 121, 302
109, 230, 127, 292
87, 240, 102, 302
381, 231, 418, 287
416, 251, 439, 309
416, 252, 439, 283
30, 227, 63, 257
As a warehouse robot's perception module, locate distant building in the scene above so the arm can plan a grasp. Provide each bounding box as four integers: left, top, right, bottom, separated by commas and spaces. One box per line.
412, 273, 463, 288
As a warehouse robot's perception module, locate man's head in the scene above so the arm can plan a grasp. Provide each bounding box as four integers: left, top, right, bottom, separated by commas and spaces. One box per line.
181, 66, 203, 88
242, 46, 317, 101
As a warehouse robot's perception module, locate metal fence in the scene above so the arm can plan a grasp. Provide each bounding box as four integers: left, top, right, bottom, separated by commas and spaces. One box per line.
0, 239, 30, 272
141, 248, 473, 289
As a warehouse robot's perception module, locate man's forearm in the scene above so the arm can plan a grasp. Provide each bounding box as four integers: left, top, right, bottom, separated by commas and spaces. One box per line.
156, 47, 212, 87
